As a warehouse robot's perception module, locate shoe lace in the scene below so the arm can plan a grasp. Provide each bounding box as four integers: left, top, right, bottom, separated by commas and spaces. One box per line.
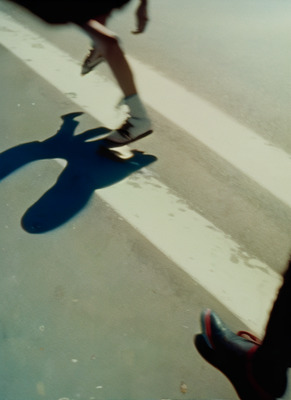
115, 119, 134, 138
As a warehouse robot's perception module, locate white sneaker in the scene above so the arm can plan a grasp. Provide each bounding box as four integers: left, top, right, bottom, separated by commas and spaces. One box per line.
105, 94, 153, 146
105, 117, 152, 146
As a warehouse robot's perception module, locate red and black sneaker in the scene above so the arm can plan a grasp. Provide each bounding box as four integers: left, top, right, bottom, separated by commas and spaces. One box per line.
194, 309, 286, 400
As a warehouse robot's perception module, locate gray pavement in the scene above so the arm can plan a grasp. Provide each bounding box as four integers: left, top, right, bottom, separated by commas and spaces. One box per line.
0, 18, 238, 400
1, 1, 291, 399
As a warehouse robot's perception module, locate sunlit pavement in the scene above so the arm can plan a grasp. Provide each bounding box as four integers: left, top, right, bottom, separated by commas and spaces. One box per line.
1, 1, 291, 399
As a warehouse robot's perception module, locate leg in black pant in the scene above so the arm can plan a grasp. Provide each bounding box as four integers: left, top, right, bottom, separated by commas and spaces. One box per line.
194, 257, 291, 399
253, 258, 291, 396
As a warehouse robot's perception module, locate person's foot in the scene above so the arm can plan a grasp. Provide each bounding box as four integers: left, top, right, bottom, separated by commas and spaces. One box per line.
81, 47, 104, 75
104, 117, 153, 146
194, 309, 287, 400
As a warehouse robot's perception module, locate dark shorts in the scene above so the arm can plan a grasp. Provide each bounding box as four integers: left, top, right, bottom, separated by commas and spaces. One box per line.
9, 0, 131, 24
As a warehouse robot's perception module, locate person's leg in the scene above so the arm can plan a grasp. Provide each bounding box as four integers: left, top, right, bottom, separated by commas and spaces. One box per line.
81, 18, 136, 96
81, 19, 152, 144
81, 15, 108, 75
252, 258, 291, 395
194, 257, 291, 399
195, 311, 284, 399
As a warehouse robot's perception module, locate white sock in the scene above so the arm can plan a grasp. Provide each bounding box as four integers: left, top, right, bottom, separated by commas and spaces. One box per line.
124, 94, 149, 120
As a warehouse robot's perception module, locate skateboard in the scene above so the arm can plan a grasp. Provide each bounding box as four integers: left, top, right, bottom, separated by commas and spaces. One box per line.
99, 143, 138, 161
99, 129, 153, 161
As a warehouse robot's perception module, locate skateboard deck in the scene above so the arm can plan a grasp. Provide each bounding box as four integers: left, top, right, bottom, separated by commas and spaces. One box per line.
100, 143, 137, 161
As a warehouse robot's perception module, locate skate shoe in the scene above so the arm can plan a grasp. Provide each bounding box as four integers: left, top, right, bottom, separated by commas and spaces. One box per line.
104, 94, 153, 146
81, 48, 104, 75
194, 309, 286, 400
104, 117, 153, 146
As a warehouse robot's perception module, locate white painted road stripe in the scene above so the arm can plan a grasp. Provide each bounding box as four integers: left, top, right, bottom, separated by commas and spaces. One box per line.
1, 11, 291, 208
130, 54, 291, 210
0, 11, 284, 334
99, 172, 282, 335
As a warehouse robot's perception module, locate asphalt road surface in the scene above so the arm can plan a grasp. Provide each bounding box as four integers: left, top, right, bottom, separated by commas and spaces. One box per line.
0, 0, 291, 399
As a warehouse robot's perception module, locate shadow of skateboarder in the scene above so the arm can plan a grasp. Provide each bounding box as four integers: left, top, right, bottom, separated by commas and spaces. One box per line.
0, 112, 157, 233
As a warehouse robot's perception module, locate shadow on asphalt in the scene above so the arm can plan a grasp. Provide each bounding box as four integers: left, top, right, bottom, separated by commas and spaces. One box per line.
0, 112, 157, 234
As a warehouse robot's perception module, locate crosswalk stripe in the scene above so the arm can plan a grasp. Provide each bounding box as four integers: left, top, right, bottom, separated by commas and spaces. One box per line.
99, 172, 282, 335
0, 10, 284, 335
129, 54, 291, 209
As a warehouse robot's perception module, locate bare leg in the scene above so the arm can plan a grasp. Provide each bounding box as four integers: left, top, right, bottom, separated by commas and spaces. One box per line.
80, 15, 108, 75
81, 19, 137, 97
80, 19, 152, 144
